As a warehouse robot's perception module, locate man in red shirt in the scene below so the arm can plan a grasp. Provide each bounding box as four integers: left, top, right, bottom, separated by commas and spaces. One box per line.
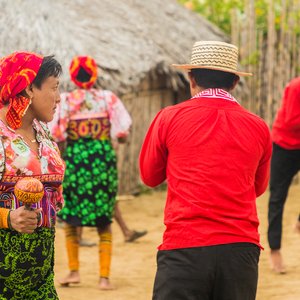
268, 77, 300, 274
139, 41, 272, 300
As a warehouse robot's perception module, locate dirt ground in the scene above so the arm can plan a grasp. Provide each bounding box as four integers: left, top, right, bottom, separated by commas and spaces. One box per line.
54, 185, 300, 300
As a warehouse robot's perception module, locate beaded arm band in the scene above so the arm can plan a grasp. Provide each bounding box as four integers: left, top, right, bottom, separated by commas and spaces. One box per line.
0, 207, 10, 228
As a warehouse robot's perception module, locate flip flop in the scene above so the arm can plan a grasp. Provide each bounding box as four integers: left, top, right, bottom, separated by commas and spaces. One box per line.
59, 279, 80, 287
79, 239, 96, 247
125, 230, 147, 242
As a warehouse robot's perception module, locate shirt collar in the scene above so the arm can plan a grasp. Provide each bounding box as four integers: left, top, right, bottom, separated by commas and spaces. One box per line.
192, 88, 239, 104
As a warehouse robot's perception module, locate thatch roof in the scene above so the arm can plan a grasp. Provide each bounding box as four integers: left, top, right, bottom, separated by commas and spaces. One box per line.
0, 0, 227, 94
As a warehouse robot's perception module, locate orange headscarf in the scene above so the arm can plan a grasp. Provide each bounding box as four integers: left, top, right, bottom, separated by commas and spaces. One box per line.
69, 56, 98, 89
0, 51, 43, 129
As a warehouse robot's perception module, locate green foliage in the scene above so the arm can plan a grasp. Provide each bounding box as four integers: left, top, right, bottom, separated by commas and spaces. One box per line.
240, 50, 260, 66
178, 0, 284, 35
178, 0, 243, 34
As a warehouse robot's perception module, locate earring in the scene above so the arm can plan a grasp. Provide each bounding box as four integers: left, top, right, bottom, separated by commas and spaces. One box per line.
22, 97, 32, 117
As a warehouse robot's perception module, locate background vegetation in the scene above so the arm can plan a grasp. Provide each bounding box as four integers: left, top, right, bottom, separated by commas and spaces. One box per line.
178, 0, 300, 124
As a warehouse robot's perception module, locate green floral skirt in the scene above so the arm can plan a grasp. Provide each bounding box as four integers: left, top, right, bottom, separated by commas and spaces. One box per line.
58, 138, 118, 227
0, 227, 57, 300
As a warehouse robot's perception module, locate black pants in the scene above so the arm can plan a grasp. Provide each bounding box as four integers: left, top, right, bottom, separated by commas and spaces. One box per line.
153, 243, 260, 300
268, 143, 300, 250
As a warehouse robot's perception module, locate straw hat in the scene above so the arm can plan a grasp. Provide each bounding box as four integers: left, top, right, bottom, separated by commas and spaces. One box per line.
172, 41, 252, 76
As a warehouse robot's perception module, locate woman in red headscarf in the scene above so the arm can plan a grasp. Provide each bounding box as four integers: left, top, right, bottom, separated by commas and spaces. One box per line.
49, 55, 132, 290
0, 52, 65, 299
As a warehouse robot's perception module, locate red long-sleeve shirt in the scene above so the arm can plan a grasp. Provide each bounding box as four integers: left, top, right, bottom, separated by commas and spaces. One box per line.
272, 77, 300, 149
140, 89, 272, 250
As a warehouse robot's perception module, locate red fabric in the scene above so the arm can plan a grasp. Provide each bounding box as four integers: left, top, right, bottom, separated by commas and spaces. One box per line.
0, 51, 43, 129
69, 56, 97, 89
5, 96, 31, 130
272, 77, 300, 149
140, 89, 272, 250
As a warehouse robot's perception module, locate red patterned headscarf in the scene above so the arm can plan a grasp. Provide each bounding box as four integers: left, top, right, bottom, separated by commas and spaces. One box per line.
69, 56, 98, 89
0, 51, 43, 129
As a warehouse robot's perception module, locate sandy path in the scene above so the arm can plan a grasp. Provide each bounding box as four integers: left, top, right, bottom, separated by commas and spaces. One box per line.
54, 185, 300, 300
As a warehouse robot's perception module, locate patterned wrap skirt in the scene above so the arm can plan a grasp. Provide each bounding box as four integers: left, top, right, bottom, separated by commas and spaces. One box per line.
0, 227, 57, 300
58, 138, 118, 227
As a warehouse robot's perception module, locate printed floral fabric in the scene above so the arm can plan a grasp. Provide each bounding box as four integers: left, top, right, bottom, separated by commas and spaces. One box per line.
49, 88, 132, 142
0, 119, 64, 299
0, 119, 65, 227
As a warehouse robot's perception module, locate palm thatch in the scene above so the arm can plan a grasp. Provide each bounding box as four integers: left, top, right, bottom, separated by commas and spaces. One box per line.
0, 0, 226, 93
0, 0, 228, 194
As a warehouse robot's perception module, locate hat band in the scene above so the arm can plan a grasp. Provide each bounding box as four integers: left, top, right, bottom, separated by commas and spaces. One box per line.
189, 60, 238, 71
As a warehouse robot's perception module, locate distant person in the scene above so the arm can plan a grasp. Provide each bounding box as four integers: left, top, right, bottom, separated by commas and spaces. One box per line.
140, 41, 272, 300
268, 77, 300, 274
50, 55, 132, 290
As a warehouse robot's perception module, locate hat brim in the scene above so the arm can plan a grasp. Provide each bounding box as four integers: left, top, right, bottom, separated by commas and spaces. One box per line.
172, 64, 252, 77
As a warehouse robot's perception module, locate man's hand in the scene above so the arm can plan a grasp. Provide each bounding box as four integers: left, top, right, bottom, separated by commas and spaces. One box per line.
9, 206, 42, 234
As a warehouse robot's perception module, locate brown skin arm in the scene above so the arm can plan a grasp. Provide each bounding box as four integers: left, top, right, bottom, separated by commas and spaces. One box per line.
57, 141, 67, 156
117, 136, 127, 144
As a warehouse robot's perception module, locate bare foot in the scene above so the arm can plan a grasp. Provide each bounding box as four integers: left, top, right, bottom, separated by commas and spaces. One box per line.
99, 277, 115, 290
270, 250, 286, 274
59, 271, 80, 287
294, 220, 300, 234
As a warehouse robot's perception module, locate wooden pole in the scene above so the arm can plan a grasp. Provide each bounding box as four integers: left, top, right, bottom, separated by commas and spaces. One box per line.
266, 0, 276, 125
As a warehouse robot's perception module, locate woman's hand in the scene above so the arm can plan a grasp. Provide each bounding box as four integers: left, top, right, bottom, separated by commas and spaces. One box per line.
9, 206, 42, 234
117, 136, 127, 144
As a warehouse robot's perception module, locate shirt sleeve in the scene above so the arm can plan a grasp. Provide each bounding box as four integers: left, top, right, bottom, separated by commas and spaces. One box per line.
255, 124, 272, 197
105, 91, 132, 139
48, 93, 70, 142
282, 80, 300, 129
139, 109, 168, 187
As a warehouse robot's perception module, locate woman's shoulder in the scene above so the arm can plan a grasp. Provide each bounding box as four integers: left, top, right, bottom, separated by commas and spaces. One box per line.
0, 118, 15, 138
0, 119, 6, 133
100, 89, 120, 105
88, 89, 115, 104
66, 89, 86, 101
66, 88, 114, 99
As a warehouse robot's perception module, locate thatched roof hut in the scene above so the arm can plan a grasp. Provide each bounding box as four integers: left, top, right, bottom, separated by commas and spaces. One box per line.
0, 0, 227, 194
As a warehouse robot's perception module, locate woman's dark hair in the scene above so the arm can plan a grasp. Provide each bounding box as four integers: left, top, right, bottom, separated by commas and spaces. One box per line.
190, 69, 239, 90
76, 66, 92, 83
32, 55, 62, 89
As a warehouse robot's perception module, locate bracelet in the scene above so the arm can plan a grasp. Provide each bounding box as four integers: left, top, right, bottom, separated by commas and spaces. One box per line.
7, 210, 14, 230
